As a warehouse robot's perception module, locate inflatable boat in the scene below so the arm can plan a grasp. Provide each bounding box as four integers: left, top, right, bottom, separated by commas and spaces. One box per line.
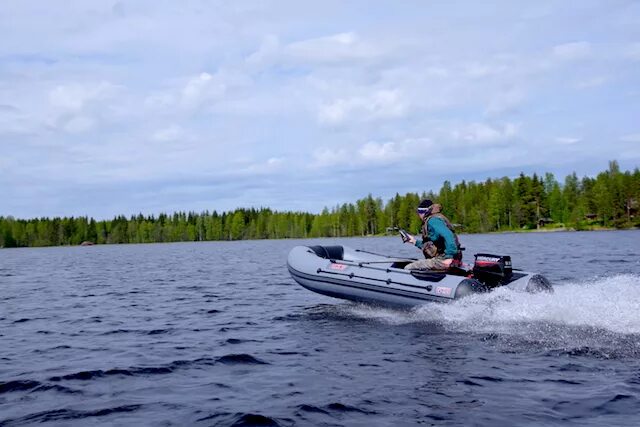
287, 245, 552, 307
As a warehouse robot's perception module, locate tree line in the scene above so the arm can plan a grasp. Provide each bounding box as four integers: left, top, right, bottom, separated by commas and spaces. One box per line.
1, 161, 638, 248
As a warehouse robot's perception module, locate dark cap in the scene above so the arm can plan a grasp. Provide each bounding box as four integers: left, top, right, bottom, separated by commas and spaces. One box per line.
418, 199, 433, 209
417, 199, 433, 214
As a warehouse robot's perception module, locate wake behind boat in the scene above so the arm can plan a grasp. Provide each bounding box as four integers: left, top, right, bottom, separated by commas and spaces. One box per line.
287, 245, 552, 307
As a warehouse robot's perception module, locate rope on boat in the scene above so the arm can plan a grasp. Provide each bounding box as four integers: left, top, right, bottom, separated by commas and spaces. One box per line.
329, 258, 412, 274
315, 267, 436, 291
325, 258, 449, 283
354, 248, 418, 260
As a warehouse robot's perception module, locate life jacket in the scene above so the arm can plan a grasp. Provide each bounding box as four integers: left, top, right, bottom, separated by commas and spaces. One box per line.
420, 204, 462, 261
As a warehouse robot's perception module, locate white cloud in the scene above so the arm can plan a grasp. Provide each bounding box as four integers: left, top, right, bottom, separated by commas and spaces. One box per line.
180, 72, 226, 109
243, 157, 284, 174
246, 35, 280, 67
555, 136, 581, 145
245, 31, 387, 70
285, 31, 382, 64
552, 41, 591, 61
358, 141, 400, 162
357, 138, 434, 164
43, 81, 122, 133
2, 1, 639, 218
452, 123, 519, 145
49, 82, 118, 112
144, 70, 251, 114
309, 137, 435, 169
311, 147, 350, 168
318, 89, 407, 125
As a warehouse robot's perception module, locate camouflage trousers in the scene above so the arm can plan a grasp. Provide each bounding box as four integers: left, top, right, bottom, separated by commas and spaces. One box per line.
404, 256, 451, 271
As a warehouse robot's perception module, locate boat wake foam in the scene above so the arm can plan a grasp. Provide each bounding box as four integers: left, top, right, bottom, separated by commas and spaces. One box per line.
333, 274, 640, 357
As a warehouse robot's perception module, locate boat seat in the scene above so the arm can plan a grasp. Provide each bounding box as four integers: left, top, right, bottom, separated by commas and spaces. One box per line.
308, 245, 345, 261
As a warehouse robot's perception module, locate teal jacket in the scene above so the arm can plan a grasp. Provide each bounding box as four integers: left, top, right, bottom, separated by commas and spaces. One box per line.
414, 216, 459, 259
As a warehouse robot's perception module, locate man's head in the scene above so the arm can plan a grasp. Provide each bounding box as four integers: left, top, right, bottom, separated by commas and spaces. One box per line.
416, 199, 433, 219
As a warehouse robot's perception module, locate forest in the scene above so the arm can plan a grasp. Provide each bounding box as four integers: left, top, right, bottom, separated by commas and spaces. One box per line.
1, 161, 638, 248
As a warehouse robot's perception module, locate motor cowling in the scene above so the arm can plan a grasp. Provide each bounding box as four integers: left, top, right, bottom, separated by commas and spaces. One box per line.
472, 253, 512, 287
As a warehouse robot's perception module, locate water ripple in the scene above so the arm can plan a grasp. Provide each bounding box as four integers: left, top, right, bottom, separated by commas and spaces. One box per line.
2, 234, 640, 426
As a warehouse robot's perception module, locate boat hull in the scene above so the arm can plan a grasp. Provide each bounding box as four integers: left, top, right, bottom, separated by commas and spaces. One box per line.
287, 245, 551, 307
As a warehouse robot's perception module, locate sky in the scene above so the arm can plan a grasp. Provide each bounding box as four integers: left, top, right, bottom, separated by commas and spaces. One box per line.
1, 0, 639, 219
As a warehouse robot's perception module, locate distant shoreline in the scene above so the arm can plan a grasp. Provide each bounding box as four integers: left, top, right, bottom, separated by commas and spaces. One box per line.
1, 226, 638, 249
451, 226, 639, 236
387, 226, 638, 238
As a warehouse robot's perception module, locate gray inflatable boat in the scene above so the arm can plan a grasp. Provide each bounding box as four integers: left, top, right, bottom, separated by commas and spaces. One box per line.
287, 245, 552, 307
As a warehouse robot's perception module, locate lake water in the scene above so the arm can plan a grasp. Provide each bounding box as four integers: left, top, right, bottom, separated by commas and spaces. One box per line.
1, 231, 640, 426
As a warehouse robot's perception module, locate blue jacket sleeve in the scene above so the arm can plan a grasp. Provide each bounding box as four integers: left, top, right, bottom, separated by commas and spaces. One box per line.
414, 230, 423, 249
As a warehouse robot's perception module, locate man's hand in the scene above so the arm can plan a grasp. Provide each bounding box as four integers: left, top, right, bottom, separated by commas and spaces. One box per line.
399, 229, 416, 244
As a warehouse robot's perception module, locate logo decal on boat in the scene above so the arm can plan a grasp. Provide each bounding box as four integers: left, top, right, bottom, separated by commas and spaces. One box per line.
330, 263, 348, 270
435, 286, 452, 296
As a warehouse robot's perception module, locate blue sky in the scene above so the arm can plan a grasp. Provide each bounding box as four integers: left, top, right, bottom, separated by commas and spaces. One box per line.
1, 0, 639, 219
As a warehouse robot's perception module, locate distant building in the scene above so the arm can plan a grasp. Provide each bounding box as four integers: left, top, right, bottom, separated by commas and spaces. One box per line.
537, 218, 554, 228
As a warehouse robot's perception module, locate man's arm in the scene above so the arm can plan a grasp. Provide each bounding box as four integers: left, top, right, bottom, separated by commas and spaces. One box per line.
428, 218, 458, 257
404, 232, 424, 248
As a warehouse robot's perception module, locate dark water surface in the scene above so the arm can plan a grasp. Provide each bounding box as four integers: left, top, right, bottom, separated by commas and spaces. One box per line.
1, 231, 640, 426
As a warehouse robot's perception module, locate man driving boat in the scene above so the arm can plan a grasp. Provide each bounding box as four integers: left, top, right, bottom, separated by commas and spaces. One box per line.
403, 199, 462, 271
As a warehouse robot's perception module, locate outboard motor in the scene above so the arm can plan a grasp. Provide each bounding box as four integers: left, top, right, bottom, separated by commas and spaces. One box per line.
472, 253, 512, 287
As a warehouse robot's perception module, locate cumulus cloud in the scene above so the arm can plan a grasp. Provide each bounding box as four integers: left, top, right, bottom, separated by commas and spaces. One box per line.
242, 157, 284, 174
245, 31, 389, 70
357, 138, 435, 164
144, 70, 251, 114
44, 81, 120, 133
245, 34, 280, 67
180, 72, 226, 109
451, 123, 519, 145
49, 81, 118, 112
311, 147, 350, 168
358, 141, 400, 162
318, 89, 407, 125
285, 31, 382, 64
310, 137, 434, 169
2, 1, 639, 218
